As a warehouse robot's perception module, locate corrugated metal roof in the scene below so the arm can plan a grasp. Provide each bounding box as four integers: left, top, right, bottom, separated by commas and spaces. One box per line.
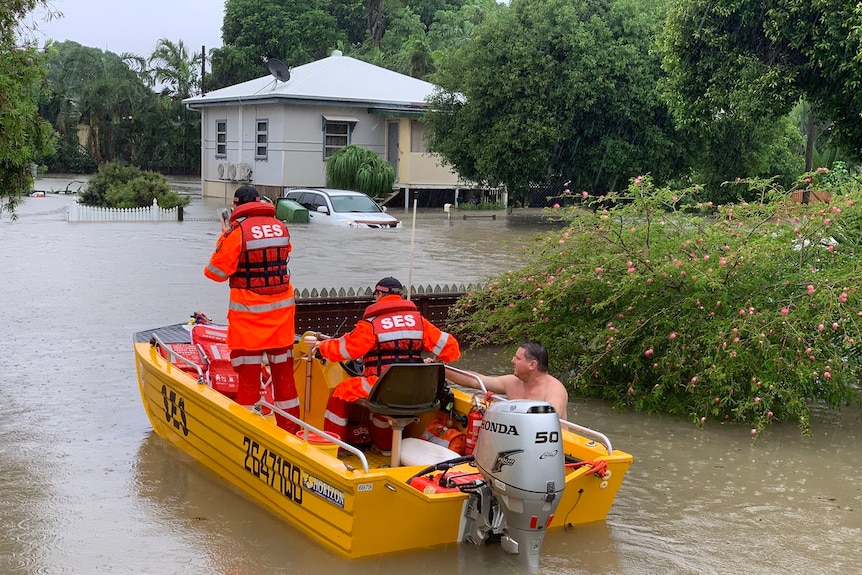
184, 50, 438, 111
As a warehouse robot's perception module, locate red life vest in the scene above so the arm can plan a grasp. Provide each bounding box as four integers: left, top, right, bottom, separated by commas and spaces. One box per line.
362, 298, 425, 376
228, 202, 291, 295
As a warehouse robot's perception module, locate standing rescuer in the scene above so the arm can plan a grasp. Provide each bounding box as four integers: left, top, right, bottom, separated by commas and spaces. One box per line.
204, 185, 300, 433
314, 277, 461, 451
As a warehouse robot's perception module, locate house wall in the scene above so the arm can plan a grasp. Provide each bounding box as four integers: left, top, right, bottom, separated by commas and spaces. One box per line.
199, 104, 471, 201
390, 118, 462, 188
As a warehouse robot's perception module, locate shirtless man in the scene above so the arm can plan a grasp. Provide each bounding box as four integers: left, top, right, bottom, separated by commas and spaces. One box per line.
444, 341, 569, 421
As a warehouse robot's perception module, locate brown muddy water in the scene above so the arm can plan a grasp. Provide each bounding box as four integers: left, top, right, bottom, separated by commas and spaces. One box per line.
1, 182, 861, 575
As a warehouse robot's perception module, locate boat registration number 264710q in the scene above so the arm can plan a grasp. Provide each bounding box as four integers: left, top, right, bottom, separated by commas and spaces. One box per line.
243, 436, 304, 504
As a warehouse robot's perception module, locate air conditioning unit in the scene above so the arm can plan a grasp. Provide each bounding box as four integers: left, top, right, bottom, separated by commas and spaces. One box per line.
226, 163, 238, 181
236, 163, 252, 182
217, 162, 228, 180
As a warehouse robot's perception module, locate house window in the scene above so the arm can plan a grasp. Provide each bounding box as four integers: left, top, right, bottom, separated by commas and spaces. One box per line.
410, 120, 427, 153
216, 120, 227, 157
322, 115, 358, 158
255, 120, 268, 159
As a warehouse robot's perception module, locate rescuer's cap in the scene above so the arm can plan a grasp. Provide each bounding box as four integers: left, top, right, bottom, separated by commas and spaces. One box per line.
234, 185, 260, 205
374, 277, 403, 295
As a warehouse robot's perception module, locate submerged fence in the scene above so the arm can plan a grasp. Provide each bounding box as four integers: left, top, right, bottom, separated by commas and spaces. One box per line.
294, 283, 475, 336
67, 198, 180, 222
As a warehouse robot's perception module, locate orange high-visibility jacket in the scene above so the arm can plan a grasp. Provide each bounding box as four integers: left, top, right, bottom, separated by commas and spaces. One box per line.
204, 202, 295, 351
318, 295, 460, 400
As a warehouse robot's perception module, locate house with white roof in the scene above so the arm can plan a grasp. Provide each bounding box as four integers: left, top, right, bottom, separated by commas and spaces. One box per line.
183, 50, 479, 206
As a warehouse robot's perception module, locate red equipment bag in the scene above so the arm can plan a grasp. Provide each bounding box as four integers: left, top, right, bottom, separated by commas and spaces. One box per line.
191, 324, 239, 398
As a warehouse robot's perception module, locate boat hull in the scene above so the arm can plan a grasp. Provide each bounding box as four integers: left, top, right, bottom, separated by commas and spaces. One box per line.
134, 328, 633, 558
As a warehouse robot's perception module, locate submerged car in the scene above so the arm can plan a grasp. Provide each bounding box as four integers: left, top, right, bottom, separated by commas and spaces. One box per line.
281, 188, 400, 228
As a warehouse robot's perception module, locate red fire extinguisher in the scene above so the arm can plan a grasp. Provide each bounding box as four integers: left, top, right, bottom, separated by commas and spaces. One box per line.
464, 396, 486, 455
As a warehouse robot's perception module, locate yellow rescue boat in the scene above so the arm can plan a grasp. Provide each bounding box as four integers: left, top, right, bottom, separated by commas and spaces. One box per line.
133, 323, 633, 566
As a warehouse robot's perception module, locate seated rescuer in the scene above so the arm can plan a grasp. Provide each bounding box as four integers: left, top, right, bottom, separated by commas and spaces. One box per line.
445, 341, 569, 421
314, 277, 461, 450
204, 185, 301, 433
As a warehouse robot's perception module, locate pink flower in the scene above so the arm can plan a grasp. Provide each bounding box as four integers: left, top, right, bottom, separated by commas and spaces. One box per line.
781, 307, 789, 315
839, 292, 848, 303
595, 267, 603, 273
816, 167, 828, 173
669, 332, 677, 340
754, 396, 760, 403
817, 324, 825, 331
824, 371, 831, 379
627, 267, 636, 274
719, 258, 727, 266
750, 429, 757, 436
644, 348, 654, 357
581, 190, 589, 197
634, 176, 643, 184
767, 411, 774, 418
832, 322, 839, 330
690, 376, 698, 384
562, 232, 569, 239
553, 203, 560, 209
807, 285, 815, 295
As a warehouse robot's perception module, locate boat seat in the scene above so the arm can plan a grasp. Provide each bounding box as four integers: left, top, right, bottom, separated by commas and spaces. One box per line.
357, 363, 446, 467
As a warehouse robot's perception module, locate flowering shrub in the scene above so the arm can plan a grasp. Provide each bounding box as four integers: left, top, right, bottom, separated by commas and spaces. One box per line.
449, 175, 862, 435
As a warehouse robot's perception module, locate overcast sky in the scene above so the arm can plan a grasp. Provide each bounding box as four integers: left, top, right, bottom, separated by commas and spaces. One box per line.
28, 0, 225, 57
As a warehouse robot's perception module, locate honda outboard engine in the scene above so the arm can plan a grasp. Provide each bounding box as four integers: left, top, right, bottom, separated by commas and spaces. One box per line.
469, 399, 565, 568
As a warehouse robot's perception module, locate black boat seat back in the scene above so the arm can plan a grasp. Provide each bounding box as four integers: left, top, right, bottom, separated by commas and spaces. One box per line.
360, 363, 445, 418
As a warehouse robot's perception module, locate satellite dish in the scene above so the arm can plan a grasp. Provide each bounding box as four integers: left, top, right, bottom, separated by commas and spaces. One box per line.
266, 58, 290, 83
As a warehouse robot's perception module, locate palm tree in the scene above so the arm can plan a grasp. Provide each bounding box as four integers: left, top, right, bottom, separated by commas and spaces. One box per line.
149, 39, 201, 100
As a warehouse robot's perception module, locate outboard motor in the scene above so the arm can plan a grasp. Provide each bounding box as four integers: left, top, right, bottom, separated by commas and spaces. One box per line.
470, 399, 565, 568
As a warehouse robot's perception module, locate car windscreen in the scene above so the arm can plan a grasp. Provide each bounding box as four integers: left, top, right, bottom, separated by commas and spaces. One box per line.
329, 194, 382, 213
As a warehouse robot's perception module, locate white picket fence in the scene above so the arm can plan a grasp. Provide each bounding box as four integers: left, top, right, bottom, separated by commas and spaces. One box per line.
67, 198, 179, 222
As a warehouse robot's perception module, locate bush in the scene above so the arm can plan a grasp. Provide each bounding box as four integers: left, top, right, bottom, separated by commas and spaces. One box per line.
449, 175, 862, 435
80, 161, 189, 209
325, 144, 395, 198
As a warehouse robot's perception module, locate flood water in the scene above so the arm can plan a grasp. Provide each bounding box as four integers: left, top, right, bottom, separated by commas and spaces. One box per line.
2, 183, 861, 575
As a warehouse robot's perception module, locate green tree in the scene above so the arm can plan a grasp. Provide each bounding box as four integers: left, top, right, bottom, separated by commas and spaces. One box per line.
149, 39, 201, 99
39, 40, 200, 175
660, 0, 862, 169
425, 0, 683, 204
0, 0, 56, 217
210, 0, 344, 88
